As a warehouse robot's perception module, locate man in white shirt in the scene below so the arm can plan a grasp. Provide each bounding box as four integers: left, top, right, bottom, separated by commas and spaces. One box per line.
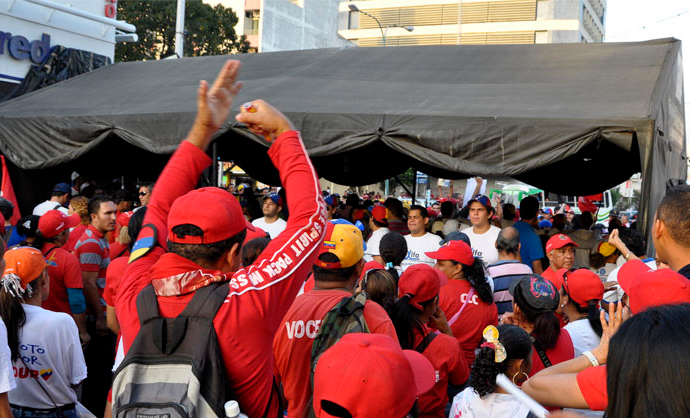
251, 192, 287, 239
32, 183, 70, 216
364, 205, 389, 263
401, 205, 441, 271
463, 194, 501, 266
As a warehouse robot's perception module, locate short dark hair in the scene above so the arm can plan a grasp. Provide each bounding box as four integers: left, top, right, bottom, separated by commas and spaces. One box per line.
88, 195, 114, 216
440, 201, 453, 218
409, 205, 428, 219
619, 228, 646, 257
313, 252, 359, 282
502, 203, 516, 221
167, 224, 246, 266
241, 237, 271, 267
139, 182, 155, 192
51, 190, 68, 197
519, 196, 539, 220
384, 198, 404, 218
496, 227, 520, 254
656, 185, 690, 248
580, 211, 594, 229
0, 198, 13, 221
115, 189, 134, 204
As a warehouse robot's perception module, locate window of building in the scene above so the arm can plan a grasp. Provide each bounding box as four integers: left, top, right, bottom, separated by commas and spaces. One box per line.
244, 10, 260, 35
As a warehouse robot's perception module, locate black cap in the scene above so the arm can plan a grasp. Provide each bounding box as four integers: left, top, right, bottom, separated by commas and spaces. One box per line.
509, 274, 559, 312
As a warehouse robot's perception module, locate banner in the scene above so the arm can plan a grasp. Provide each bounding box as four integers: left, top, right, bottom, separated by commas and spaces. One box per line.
1, 156, 21, 224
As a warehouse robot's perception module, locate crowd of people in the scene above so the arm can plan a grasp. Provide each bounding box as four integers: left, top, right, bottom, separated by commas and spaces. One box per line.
0, 60, 688, 418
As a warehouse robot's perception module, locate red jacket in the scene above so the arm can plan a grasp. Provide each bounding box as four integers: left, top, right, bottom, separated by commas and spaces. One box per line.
116, 131, 326, 418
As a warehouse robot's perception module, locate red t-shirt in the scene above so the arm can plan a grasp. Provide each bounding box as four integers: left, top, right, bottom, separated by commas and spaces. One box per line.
74, 224, 110, 312
414, 327, 469, 418
273, 289, 398, 418
64, 224, 87, 253
541, 267, 563, 290
117, 133, 326, 418
439, 279, 498, 367
528, 329, 574, 377
577, 365, 607, 411
104, 256, 128, 307
41, 243, 83, 314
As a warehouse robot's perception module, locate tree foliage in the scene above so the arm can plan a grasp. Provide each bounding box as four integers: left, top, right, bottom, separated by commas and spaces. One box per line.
115, 0, 250, 62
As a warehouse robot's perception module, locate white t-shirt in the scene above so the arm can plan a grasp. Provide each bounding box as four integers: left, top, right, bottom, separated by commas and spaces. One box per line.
32, 201, 69, 216
591, 263, 617, 282
364, 227, 389, 262
563, 318, 601, 357
9, 305, 87, 408
0, 318, 16, 394
464, 225, 502, 266
251, 217, 287, 239
401, 233, 441, 271
450, 387, 531, 418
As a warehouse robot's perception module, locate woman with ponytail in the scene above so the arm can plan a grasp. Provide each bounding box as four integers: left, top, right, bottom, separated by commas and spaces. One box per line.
426, 240, 498, 367
379, 231, 407, 284
450, 324, 533, 418
0, 247, 86, 417
503, 274, 574, 377
560, 268, 604, 357
390, 264, 468, 418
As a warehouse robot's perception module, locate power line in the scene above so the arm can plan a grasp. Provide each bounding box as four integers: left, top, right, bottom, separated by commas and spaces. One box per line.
607, 7, 690, 40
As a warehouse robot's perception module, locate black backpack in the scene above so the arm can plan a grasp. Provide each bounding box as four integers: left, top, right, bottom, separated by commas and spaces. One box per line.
112, 282, 233, 418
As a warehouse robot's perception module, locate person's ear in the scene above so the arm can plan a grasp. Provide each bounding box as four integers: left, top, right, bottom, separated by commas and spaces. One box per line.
224, 242, 242, 272
353, 259, 365, 278
653, 217, 664, 240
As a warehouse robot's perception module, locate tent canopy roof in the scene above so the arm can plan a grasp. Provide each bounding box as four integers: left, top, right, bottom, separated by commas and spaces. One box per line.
0, 38, 684, 196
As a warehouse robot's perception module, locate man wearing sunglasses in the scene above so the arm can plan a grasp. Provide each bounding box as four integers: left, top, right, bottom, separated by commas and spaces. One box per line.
136, 182, 154, 211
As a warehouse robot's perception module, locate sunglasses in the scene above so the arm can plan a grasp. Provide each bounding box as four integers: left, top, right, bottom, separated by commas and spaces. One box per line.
139, 191, 148, 196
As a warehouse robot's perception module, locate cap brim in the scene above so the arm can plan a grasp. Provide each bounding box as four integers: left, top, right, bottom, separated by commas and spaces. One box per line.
403, 349, 436, 396
424, 250, 442, 260
65, 213, 81, 229
433, 268, 449, 287
245, 219, 256, 232
617, 259, 651, 294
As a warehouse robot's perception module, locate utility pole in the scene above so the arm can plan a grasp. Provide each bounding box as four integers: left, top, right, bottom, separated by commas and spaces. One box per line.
175, 0, 185, 57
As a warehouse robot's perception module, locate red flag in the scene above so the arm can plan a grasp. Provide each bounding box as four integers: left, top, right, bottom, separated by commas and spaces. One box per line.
1, 155, 21, 224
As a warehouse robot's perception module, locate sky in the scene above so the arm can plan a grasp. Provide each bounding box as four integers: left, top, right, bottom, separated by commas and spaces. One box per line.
605, 0, 690, 149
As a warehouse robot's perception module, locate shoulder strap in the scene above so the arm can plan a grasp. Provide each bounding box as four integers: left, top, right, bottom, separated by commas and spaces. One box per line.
115, 246, 128, 259
178, 281, 230, 320
447, 288, 474, 327
54, 204, 62, 210
414, 331, 438, 353
135, 284, 160, 325
43, 245, 60, 259
532, 338, 552, 368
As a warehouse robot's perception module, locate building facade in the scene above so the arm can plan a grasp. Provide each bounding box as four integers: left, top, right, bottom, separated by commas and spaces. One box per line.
213, 0, 353, 52
338, 0, 605, 47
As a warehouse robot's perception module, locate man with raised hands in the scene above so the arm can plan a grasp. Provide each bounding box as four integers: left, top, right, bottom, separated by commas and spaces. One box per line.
115, 61, 326, 417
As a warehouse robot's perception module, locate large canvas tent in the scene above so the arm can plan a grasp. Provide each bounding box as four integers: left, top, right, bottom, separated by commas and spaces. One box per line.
0, 38, 685, 244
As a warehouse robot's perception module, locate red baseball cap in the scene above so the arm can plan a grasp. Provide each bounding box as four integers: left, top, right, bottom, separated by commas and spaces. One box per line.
617, 259, 690, 314
425, 240, 474, 265
371, 205, 388, 225
38, 210, 80, 239
167, 187, 254, 244
358, 260, 384, 284
117, 211, 133, 228
545, 234, 579, 253
243, 222, 268, 245
398, 264, 448, 310
563, 268, 604, 308
313, 333, 435, 418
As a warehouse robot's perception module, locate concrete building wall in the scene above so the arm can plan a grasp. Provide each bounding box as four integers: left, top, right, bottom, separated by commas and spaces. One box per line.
260, 0, 353, 52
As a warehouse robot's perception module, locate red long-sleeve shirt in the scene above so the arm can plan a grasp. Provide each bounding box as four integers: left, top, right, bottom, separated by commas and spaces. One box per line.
116, 131, 326, 418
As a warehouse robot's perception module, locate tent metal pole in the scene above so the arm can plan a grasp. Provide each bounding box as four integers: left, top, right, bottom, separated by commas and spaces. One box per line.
211, 141, 218, 186
394, 175, 413, 198
412, 171, 417, 205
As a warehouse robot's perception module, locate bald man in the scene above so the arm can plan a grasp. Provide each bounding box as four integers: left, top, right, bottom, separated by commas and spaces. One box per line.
487, 226, 534, 317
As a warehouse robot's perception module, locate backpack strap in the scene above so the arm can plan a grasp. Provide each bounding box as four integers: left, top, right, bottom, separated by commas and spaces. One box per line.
178, 281, 230, 320
414, 331, 438, 353
135, 284, 160, 325
532, 338, 552, 368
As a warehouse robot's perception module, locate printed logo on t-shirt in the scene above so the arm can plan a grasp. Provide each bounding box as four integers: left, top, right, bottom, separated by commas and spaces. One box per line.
407, 250, 421, 261
461, 293, 479, 306
136, 414, 170, 418
472, 248, 483, 258
285, 319, 322, 339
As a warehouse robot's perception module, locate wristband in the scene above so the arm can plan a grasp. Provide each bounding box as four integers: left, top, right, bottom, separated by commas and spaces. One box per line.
625, 252, 632, 260
583, 350, 600, 367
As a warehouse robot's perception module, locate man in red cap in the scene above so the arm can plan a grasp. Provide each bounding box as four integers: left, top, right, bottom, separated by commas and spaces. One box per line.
115, 61, 327, 417
364, 205, 389, 264
273, 220, 397, 418
312, 333, 435, 418
35, 210, 90, 346
523, 259, 690, 412
542, 234, 578, 289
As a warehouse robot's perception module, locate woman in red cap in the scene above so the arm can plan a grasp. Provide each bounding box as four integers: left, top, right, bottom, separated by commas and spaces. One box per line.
389, 264, 469, 418
426, 240, 498, 367
0, 247, 86, 417
560, 268, 605, 357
